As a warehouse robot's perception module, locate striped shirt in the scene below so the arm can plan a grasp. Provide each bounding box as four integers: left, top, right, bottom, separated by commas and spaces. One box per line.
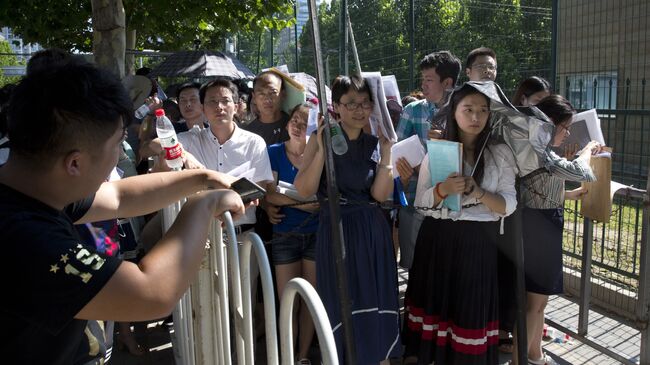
396, 99, 437, 145
396, 99, 437, 202
520, 149, 596, 209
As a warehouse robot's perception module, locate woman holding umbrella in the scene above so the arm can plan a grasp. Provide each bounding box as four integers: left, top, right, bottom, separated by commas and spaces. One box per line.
402, 84, 517, 365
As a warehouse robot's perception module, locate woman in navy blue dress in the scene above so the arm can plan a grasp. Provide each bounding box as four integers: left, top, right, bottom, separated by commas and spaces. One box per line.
295, 75, 401, 364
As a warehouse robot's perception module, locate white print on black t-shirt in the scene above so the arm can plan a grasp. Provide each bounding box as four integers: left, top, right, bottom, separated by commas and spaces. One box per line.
50, 243, 107, 283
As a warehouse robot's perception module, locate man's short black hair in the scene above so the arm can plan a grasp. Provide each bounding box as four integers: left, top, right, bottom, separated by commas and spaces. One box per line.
7, 62, 132, 165
253, 71, 285, 91
419, 51, 462, 86
26, 48, 83, 75
465, 47, 497, 69
199, 78, 239, 104
176, 82, 202, 99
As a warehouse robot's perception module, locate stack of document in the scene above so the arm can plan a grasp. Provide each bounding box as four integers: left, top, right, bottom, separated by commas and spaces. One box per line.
276, 181, 317, 202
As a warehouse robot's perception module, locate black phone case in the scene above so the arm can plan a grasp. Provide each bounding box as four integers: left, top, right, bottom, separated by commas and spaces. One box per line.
231, 178, 266, 203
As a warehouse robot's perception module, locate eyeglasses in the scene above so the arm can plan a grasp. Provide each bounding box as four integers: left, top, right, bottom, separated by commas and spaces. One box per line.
338, 101, 373, 111
205, 98, 234, 107
471, 63, 497, 72
557, 123, 571, 134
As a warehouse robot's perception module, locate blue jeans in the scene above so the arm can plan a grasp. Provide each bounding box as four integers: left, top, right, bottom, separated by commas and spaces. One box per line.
271, 231, 316, 265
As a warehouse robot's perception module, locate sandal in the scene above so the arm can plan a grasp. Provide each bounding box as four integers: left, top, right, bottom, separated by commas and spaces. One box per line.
528, 354, 559, 365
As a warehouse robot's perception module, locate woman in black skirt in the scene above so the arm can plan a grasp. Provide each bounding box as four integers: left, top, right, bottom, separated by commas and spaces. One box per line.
402, 84, 517, 365
521, 95, 602, 365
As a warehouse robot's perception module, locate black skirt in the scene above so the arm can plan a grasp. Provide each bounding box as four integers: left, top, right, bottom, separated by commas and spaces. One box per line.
403, 217, 500, 365
523, 207, 564, 295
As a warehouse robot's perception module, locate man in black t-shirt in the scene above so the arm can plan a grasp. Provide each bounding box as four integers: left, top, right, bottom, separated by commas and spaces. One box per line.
244, 71, 290, 145
0, 60, 245, 365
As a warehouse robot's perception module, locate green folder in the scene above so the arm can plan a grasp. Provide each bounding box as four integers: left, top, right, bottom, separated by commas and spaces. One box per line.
267, 67, 307, 114
426, 140, 463, 211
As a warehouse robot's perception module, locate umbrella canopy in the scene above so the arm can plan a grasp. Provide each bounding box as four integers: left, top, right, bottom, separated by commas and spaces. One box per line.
452, 81, 555, 177
150, 50, 255, 79
289, 72, 332, 106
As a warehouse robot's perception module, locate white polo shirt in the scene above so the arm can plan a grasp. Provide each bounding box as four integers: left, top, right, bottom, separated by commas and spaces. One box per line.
178, 124, 273, 225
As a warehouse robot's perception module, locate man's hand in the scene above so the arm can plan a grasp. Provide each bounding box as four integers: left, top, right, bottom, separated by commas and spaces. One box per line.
205, 171, 238, 190
211, 189, 247, 222
150, 152, 172, 173
145, 95, 163, 112
182, 150, 205, 170
396, 157, 414, 187
265, 203, 285, 224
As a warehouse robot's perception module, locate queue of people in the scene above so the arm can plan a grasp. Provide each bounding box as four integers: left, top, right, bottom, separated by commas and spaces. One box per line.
0, 46, 604, 365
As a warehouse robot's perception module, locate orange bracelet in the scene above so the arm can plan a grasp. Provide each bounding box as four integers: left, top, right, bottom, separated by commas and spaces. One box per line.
434, 182, 448, 200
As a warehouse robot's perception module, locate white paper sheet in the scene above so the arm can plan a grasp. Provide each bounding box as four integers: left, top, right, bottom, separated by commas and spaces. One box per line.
391, 134, 426, 177
276, 180, 317, 202
226, 162, 255, 180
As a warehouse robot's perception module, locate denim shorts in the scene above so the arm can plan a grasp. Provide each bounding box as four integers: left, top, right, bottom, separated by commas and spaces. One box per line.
271, 231, 316, 265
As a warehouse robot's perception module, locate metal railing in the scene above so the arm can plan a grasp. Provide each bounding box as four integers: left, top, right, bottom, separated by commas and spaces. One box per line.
280, 278, 339, 365
160, 205, 338, 364
550, 178, 650, 365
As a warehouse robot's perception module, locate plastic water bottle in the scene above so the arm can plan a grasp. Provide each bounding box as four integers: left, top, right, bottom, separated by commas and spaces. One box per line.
330, 121, 348, 155
134, 103, 150, 119
155, 109, 184, 170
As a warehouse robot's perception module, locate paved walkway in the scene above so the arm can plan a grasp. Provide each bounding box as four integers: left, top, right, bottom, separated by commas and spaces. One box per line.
110, 266, 640, 364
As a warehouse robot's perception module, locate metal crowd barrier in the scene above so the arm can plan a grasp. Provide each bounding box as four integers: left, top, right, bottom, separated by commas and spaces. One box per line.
549, 178, 650, 365
160, 204, 338, 364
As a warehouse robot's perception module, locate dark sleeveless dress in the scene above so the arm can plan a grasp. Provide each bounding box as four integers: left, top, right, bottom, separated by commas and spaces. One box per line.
316, 130, 402, 364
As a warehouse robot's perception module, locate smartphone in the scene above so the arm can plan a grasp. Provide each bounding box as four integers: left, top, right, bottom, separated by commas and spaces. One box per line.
231, 177, 266, 204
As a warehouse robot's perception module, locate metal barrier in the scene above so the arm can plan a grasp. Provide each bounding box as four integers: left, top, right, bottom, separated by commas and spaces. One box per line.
161, 204, 338, 364
280, 278, 338, 365
550, 179, 650, 365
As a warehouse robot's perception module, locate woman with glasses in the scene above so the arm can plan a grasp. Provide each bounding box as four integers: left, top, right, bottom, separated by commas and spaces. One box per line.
295, 75, 401, 364
520, 94, 601, 365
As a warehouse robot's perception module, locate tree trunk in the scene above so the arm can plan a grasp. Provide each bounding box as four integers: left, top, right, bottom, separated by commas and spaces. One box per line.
91, 0, 126, 78
125, 28, 136, 75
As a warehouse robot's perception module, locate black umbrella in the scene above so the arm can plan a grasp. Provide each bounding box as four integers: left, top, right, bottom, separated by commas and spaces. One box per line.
150, 50, 255, 79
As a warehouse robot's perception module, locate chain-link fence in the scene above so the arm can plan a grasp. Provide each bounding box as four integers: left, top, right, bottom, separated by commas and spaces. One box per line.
557, 0, 649, 322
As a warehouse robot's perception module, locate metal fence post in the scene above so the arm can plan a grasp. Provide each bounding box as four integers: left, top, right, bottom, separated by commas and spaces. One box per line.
578, 217, 594, 336
637, 170, 650, 364
339, 0, 348, 75
408, 0, 415, 92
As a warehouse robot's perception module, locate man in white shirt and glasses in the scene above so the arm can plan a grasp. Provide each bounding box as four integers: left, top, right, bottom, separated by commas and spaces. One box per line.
465, 47, 498, 82
178, 78, 274, 233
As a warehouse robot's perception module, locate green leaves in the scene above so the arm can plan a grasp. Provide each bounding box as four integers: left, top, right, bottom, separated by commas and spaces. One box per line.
0, 0, 293, 53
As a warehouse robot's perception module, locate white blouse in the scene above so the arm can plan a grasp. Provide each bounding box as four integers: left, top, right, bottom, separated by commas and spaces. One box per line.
415, 143, 517, 221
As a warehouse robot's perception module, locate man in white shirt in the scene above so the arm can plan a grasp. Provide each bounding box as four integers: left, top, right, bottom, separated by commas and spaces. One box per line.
178, 78, 274, 231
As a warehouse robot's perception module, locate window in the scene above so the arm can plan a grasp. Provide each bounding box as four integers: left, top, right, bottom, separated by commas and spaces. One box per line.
566, 72, 618, 111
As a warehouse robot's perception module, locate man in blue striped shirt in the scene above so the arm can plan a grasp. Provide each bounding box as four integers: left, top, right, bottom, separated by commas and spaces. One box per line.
395, 51, 461, 270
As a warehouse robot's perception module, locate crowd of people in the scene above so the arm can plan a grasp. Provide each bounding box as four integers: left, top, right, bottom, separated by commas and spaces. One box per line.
0, 46, 604, 365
